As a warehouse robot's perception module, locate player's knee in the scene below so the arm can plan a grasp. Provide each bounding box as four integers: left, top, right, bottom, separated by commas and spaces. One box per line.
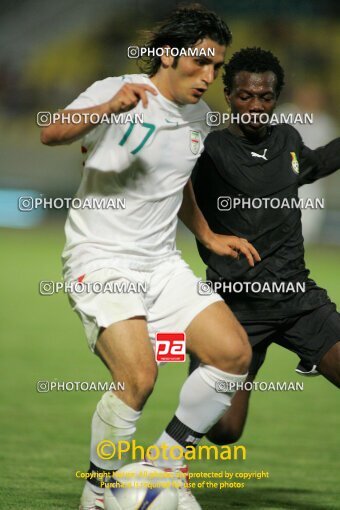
211, 332, 251, 374
229, 326, 251, 372
239, 336, 252, 372
238, 323, 249, 346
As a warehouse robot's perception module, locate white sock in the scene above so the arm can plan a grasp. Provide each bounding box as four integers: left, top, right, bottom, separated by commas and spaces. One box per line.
84, 480, 104, 496
154, 365, 247, 468
90, 391, 141, 472
176, 364, 247, 431
152, 432, 184, 469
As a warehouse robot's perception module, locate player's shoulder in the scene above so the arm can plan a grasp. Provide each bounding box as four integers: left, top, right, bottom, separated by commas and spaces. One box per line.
118, 73, 151, 85
203, 128, 228, 150
194, 99, 211, 116
197, 129, 232, 166
74, 74, 151, 107
89, 74, 147, 92
73, 76, 127, 106
177, 98, 211, 127
272, 123, 302, 142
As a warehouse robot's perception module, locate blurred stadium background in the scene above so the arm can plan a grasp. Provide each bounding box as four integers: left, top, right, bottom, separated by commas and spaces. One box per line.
1, 0, 340, 237
1, 1, 339, 509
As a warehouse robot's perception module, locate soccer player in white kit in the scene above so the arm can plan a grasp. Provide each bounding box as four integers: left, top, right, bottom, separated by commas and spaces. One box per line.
41, 5, 260, 509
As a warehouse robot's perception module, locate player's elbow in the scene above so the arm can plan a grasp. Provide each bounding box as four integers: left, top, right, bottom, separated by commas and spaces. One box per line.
40, 129, 50, 145
40, 126, 67, 146
40, 127, 56, 146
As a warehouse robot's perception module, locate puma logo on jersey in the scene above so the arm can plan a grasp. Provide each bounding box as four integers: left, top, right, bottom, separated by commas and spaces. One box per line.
251, 149, 268, 160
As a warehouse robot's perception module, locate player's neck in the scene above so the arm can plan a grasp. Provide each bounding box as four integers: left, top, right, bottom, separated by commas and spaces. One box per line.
149, 74, 180, 106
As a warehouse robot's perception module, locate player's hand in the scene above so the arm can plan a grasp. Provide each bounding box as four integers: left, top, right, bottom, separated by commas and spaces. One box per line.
205, 234, 261, 267
107, 83, 158, 114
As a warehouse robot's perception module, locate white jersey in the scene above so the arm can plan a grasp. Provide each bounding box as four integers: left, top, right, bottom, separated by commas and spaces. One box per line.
62, 73, 210, 280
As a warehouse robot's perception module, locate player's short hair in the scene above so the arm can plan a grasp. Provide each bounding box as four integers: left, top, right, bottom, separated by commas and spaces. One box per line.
223, 47, 285, 97
138, 3, 232, 76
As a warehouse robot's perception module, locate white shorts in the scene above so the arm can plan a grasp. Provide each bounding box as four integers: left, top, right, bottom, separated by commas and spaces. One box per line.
67, 256, 222, 352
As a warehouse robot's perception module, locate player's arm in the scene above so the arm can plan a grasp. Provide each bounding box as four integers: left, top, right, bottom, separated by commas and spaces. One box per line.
178, 179, 261, 267
40, 83, 157, 146
298, 137, 340, 186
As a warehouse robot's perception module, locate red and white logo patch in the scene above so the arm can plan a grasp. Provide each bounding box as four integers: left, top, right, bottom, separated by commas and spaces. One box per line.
190, 130, 201, 155
155, 332, 186, 362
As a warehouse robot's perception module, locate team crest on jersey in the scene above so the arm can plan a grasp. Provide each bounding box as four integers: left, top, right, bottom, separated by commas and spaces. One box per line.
290, 152, 299, 174
190, 130, 201, 155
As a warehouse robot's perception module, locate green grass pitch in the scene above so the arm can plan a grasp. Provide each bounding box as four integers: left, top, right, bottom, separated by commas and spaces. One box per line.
1, 225, 339, 509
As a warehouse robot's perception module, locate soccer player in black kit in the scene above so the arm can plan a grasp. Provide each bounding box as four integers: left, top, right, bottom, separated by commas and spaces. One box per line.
190, 47, 340, 445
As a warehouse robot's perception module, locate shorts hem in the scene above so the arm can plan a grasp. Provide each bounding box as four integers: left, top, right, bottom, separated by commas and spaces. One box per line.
88, 307, 147, 352
179, 293, 223, 332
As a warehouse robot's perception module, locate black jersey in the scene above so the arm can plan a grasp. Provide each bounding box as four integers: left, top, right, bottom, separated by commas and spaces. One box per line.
193, 124, 340, 319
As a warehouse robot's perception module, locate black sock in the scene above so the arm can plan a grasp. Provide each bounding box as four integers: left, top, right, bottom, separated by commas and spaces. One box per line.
166, 415, 204, 448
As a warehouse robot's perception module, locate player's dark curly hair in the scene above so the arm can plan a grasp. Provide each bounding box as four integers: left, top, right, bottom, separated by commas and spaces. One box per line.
138, 3, 232, 76
223, 47, 285, 97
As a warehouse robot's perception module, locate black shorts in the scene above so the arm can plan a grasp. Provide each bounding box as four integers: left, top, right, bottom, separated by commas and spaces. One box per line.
243, 302, 340, 375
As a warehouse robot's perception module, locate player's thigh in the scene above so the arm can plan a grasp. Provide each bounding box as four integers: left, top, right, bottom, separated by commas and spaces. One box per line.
185, 301, 251, 372
68, 267, 157, 395
96, 317, 158, 400
280, 303, 340, 381
318, 341, 340, 387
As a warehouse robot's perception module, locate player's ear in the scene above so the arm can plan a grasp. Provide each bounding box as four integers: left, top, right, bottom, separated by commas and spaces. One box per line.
160, 45, 175, 68
224, 87, 231, 105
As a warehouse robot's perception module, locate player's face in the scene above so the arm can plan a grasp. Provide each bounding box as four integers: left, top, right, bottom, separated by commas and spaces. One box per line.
226, 71, 277, 137
164, 38, 226, 105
